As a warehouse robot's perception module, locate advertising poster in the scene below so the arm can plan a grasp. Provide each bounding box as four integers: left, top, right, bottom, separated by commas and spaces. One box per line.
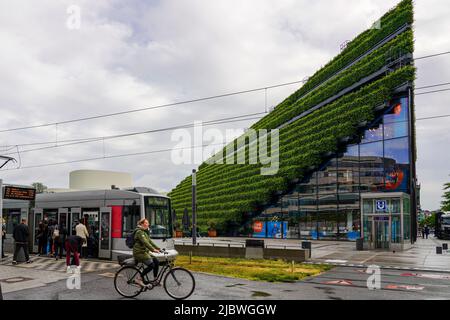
252, 221, 266, 238
267, 221, 287, 239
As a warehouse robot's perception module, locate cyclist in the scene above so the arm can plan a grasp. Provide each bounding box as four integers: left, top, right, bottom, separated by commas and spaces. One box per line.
133, 218, 161, 287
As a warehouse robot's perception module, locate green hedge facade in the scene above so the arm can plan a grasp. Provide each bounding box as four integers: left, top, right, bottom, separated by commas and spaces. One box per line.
169, 0, 415, 234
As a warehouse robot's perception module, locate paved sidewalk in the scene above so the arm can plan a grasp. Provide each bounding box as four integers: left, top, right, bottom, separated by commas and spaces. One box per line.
0, 254, 119, 273
0, 265, 69, 294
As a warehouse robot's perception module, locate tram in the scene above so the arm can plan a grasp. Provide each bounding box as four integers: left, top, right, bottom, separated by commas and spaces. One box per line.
3, 187, 174, 260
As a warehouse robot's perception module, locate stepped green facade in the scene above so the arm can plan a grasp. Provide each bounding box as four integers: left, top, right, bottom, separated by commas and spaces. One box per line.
169, 0, 416, 236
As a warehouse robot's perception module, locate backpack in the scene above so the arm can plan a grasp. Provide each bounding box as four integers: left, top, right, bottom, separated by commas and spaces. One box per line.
125, 230, 137, 249
52, 226, 60, 239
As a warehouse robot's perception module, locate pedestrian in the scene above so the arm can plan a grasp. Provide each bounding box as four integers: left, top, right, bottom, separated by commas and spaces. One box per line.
425, 225, 430, 239
36, 221, 46, 256
421, 226, 425, 239
65, 235, 83, 272
75, 220, 89, 258
12, 218, 33, 265
48, 220, 57, 256
42, 220, 49, 255
54, 223, 67, 260
1, 218, 7, 258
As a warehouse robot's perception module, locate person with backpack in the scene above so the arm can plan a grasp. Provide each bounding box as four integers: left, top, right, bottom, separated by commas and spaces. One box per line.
132, 218, 161, 288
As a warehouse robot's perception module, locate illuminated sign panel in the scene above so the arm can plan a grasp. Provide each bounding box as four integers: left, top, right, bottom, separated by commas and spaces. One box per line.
3, 186, 36, 200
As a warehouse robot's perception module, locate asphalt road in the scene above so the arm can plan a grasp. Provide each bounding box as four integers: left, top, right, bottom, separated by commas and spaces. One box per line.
4, 265, 450, 300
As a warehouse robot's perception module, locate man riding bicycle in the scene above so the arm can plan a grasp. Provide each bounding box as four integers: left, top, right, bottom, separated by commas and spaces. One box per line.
133, 218, 161, 288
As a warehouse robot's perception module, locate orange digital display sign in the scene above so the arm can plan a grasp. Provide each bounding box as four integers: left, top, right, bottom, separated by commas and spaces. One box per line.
3, 186, 36, 200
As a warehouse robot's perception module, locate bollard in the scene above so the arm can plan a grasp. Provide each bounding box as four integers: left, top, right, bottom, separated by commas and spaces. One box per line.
443, 243, 448, 251
291, 261, 295, 273
189, 251, 192, 264
436, 247, 443, 255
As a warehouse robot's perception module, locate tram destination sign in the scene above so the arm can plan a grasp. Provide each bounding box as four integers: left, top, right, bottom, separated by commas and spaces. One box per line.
3, 186, 36, 200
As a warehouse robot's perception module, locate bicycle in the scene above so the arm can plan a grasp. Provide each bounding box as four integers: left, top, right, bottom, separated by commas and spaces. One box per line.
114, 249, 195, 300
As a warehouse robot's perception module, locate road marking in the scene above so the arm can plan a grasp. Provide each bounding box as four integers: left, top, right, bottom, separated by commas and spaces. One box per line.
401, 273, 450, 280
324, 280, 353, 286
325, 260, 348, 264
386, 284, 424, 291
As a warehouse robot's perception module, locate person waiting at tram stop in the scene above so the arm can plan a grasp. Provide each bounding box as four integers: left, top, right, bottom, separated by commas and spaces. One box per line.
65, 235, 83, 272
75, 220, 89, 258
133, 218, 161, 288
1, 218, 7, 258
12, 218, 33, 265
54, 223, 68, 260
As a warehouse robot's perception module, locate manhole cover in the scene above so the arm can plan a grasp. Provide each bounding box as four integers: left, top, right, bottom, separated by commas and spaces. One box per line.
0, 277, 33, 283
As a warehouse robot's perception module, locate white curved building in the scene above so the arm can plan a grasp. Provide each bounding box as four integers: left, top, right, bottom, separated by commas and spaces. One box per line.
69, 170, 133, 190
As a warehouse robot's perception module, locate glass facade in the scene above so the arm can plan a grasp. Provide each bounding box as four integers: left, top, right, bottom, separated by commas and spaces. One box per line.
253, 96, 412, 241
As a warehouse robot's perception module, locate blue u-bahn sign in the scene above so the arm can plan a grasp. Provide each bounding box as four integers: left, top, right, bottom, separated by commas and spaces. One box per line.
376, 200, 388, 213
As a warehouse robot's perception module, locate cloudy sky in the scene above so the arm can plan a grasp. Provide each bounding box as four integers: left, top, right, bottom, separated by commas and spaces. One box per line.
0, 0, 449, 210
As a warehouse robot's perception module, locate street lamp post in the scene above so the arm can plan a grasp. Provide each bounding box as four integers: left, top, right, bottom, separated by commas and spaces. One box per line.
192, 169, 197, 246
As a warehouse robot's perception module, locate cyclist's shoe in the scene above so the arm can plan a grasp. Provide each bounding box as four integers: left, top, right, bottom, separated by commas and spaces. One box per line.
150, 279, 161, 287
134, 278, 146, 288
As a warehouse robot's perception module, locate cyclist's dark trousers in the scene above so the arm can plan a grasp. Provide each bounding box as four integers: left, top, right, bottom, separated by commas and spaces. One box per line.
141, 257, 159, 279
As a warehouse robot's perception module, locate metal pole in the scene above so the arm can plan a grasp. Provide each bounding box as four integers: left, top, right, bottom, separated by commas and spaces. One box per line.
0, 179, 3, 260
192, 169, 197, 246
0, 179, 3, 300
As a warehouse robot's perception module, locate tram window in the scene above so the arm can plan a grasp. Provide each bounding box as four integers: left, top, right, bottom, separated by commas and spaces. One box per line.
122, 205, 140, 237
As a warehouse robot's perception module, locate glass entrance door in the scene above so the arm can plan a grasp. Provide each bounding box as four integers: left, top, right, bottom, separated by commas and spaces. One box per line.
373, 217, 390, 249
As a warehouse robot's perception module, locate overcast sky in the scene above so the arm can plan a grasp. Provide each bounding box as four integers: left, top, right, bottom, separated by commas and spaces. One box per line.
0, 0, 449, 210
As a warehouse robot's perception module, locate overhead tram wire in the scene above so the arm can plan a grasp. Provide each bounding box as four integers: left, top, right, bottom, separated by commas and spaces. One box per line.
2, 109, 450, 171
3, 79, 450, 151
2, 112, 449, 171
0, 80, 307, 134
2, 81, 450, 156
1, 112, 266, 156
1, 49, 449, 135
0, 142, 226, 171
415, 88, 450, 96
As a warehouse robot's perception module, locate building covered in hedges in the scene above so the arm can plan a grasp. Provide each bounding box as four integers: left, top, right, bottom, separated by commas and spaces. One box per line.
169, 0, 418, 249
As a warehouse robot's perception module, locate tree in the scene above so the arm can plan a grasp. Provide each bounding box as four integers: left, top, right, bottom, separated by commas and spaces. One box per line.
442, 182, 450, 212
31, 182, 47, 194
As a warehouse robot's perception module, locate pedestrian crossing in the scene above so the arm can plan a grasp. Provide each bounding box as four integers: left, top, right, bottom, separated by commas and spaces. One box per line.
0, 255, 119, 273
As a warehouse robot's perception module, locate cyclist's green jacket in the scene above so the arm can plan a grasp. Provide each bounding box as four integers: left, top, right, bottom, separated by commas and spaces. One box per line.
133, 228, 160, 262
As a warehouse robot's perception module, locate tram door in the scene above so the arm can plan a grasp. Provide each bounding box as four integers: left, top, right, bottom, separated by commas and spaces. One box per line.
33, 208, 43, 253
98, 207, 112, 259
70, 208, 81, 236
58, 208, 68, 229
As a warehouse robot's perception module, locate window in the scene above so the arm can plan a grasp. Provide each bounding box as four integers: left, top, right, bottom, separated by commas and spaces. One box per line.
122, 205, 141, 237
360, 141, 384, 192
361, 124, 384, 143
338, 145, 359, 193
391, 215, 401, 243
318, 159, 337, 195
384, 137, 410, 192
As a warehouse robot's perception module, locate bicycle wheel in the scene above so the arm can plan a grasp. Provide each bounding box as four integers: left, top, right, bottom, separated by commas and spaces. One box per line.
163, 267, 195, 300
114, 266, 143, 298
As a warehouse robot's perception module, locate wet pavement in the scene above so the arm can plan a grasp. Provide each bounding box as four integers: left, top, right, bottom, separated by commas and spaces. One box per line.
175, 236, 450, 271
3, 265, 450, 300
